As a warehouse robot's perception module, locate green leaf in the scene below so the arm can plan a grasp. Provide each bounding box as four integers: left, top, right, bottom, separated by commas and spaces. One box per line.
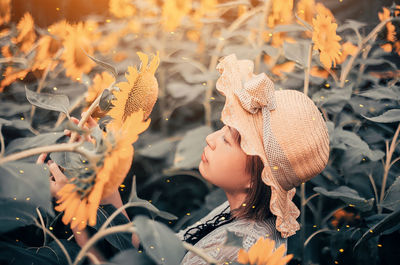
0, 162, 53, 214
331, 128, 385, 164
381, 176, 400, 211
0, 102, 31, 117
99, 88, 114, 112
25, 86, 70, 118
0, 240, 59, 265
166, 82, 205, 102
110, 249, 156, 265
173, 126, 213, 170
338, 19, 366, 32
283, 41, 311, 68
36, 239, 80, 265
357, 58, 397, 70
0, 118, 12, 126
91, 205, 133, 251
138, 138, 175, 159
294, 12, 313, 31
273, 24, 308, 33
261, 45, 279, 57
5, 132, 65, 155
312, 85, 352, 114
357, 86, 400, 101
129, 176, 177, 221
354, 208, 400, 251
362, 109, 400, 123
84, 51, 118, 79
223, 45, 263, 60
133, 215, 186, 265
0, 198, 38, 233
314, 186, 374, 212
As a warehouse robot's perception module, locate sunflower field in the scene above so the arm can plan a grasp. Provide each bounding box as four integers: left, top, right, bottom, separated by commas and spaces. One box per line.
0, 0, 400, 264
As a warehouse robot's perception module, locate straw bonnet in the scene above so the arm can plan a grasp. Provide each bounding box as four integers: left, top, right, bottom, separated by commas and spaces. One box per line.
215, 54, 330, 238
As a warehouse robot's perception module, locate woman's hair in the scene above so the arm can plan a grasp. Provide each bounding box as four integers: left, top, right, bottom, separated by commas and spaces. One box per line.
229, 127, 272, 221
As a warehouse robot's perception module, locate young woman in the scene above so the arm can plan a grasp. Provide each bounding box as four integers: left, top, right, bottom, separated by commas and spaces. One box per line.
41, 54, 330, 264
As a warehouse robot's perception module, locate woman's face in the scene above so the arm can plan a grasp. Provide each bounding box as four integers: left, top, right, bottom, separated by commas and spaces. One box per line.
199, 126, 251, 193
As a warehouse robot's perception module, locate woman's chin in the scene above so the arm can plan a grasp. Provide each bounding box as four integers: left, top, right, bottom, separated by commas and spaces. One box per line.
198, 162, 208, 180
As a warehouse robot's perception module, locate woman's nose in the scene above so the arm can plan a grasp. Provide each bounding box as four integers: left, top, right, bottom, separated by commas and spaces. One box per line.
205, 131, 218, 150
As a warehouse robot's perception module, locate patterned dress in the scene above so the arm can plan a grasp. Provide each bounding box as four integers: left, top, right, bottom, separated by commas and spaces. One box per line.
176, 201, 287, 265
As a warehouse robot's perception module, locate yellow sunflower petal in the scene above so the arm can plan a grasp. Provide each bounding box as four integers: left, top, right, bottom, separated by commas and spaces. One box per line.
70, 198, 88, 229
61, 194, 81, 225
265, 244, 286, 265
237, 249, 250, 264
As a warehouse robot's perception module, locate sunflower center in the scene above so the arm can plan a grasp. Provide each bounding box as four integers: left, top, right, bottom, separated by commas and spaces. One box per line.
123, 75, 144, 121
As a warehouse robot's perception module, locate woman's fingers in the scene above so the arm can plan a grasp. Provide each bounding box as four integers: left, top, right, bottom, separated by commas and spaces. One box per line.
71, 117, 79, 125
47, 160, 67, 184
86, 115, 98, 129
36, 153, 47, 164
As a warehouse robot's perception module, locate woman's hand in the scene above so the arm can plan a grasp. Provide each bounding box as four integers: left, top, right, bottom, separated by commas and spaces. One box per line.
36, 153, 67, 200
36, 113, 99, 199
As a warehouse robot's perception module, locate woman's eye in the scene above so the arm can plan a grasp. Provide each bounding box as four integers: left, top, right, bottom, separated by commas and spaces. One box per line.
223, 137, 229, 143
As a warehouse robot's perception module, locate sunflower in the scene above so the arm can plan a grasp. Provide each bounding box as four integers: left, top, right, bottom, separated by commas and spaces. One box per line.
271, 62, 295, 77
378, 7, 396, 43
162, 0, 192, 32
97, 30, 124, 55
11, 12, 36, 54
1, 45, 12, 58
237, 237, 293, 265
55, 109, 150, 230
0, 0, 11, 26
192, 0, 218, 28
312, 13, 342, 69
267, 0, 293, 28
0, 66, 30, 92
33, 20, 70, 71
108, 52, 160, 126
266, 0, 293, 46
337, 41, 358, 65
113, 52, 128, 62
61, 21, 100, 81
109, 0, 136, 18
310, 66, 329, 79
296, 0, 315, 25
86, 71, 115, 103
315, 3, 335, 22
238, 5, 248, 17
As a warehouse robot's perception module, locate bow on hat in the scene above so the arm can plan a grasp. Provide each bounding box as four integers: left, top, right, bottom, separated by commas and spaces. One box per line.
232, 58, 300, 192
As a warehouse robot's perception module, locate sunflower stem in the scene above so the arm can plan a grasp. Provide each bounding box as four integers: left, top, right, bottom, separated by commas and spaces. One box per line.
378, 122, 400, 214
36, 207, 47, 246
159, 33, 168, 134
34, 219, 73, 265
54, 92, 88, 129
339, 17, 400, 87
0, 141, 91, 165
30, 61, 54, 120
0, 126, 5, 157
0, 57, 28, 66
204, 5, 264, 127
304, 43, 312, 97
68, 81, 115, 143
73, 223, 135, 265
300, 182, 306, 265
254, 0, 271, 73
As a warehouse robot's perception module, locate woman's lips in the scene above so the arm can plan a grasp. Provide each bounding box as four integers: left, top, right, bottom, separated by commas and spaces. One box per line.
201, 149, 208, 163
